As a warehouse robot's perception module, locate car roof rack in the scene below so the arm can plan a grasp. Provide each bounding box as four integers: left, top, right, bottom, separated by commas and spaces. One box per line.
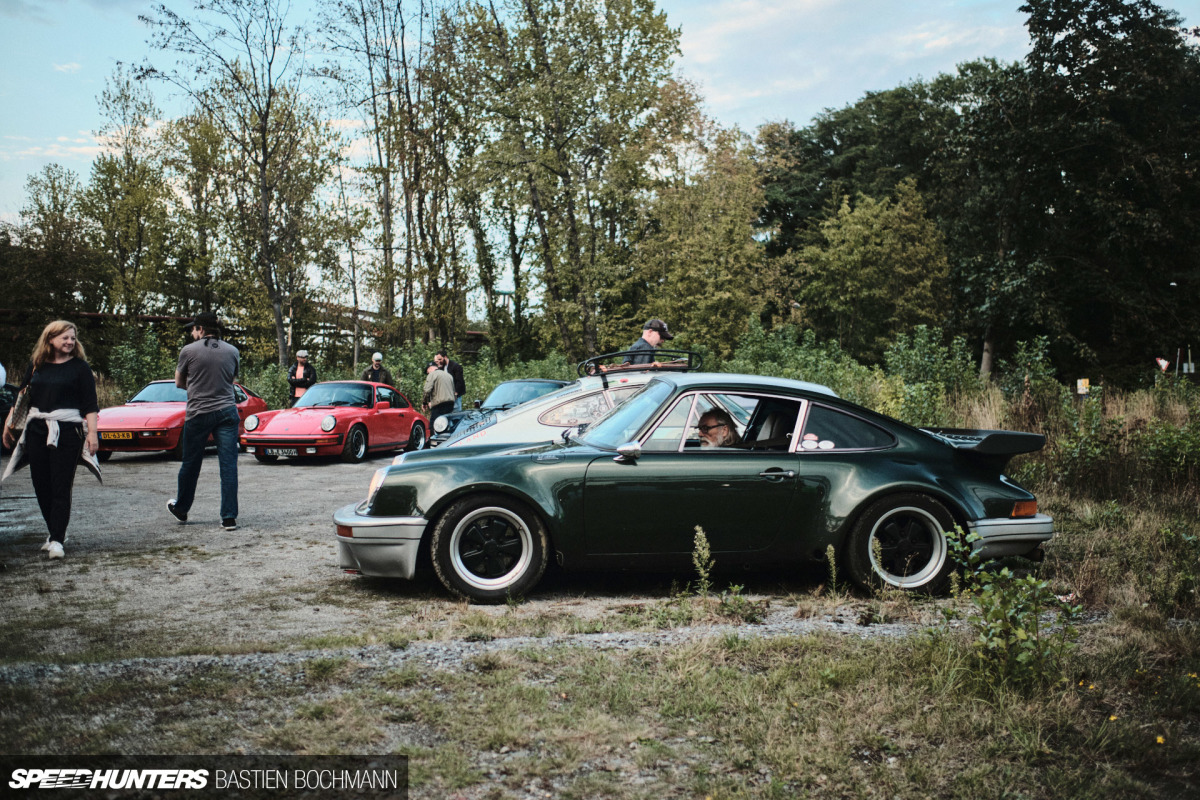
576, 349, 704, 382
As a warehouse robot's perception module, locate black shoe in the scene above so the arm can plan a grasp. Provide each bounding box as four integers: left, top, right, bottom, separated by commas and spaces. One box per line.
167, 500, 187, 523
222, 518, 238, 531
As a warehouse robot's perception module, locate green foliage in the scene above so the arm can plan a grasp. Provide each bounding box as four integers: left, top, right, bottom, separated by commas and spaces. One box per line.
884, 325, 978, 394
997, 336, 1060, 398
949, 529, 1081, 691
236, 361, 292, 411
796, 179, 950, 364
1038, 391, 1200, 500
459, 347, 576, 409
105, 326, 177, 397
724, 319, 884, 407
1047, 500, 1200, 617
692, 526, 714, 598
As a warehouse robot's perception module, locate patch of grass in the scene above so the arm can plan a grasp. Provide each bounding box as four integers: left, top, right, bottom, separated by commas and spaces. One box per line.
1, 618, 1195, 796
298, 655, 350, 684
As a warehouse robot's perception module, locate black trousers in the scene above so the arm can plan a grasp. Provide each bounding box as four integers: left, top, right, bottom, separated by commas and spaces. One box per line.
25, 419, 84, 543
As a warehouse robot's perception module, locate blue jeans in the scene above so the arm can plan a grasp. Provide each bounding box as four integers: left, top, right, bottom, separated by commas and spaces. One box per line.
454, 395, 463, 412
175, 405, 239, 521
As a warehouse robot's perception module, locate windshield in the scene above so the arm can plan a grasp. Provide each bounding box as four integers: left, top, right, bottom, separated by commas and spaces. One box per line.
483, 381, 564, 410
129, 382, 188, 403
577, 380, 674, 449
294, 383, 371, 408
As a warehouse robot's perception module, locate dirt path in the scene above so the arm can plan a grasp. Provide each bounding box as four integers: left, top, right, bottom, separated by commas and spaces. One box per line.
0, 448, 953, 669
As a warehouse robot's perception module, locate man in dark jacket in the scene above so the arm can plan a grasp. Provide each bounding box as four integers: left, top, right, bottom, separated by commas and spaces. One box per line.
435, 350, 466, 411
622, 319, 674, 365
360, 352, 394, 387
287, 350, 317, 406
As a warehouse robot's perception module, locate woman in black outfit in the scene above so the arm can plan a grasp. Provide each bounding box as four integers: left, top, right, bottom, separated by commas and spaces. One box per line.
1, 320, 99, 559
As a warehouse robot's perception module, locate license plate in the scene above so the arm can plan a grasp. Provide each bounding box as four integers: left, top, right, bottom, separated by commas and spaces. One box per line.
264, 448, 298, 456
101, 432, 132, 440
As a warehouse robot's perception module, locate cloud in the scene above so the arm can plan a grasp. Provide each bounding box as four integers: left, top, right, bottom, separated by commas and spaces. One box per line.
0, 0, 55, 23
53, 62, 82, 73
0, 130, 101, 162
668, 0, 1030, 130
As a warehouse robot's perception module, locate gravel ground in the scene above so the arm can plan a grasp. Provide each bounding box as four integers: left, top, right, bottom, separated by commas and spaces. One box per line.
0, 447, 947, 671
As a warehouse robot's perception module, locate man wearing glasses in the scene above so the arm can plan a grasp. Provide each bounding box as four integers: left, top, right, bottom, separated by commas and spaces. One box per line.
697, 409, 741, 448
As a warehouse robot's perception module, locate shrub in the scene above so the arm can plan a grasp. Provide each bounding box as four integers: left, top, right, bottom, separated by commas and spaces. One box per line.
724, 320, 884, 407
884, 325, 979, 394
106, 327, 178, 397
949, 529, 1081, 691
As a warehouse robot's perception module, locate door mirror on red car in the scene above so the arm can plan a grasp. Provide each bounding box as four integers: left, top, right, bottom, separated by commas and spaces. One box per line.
375, 400, 391, 410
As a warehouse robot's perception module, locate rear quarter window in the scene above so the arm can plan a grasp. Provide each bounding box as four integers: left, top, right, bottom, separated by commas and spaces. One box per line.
801, 405, 895, 451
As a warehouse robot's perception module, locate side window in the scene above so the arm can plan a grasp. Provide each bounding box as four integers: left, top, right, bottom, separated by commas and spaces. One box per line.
642, 392, 763, 452
801, 405, 895, 450
233, 385, 247, 403
743, 399, 804, 451
606, 386, 641, 407
376, 386, 396, 408
539, 391, 611, 427
642, 396, 694, 452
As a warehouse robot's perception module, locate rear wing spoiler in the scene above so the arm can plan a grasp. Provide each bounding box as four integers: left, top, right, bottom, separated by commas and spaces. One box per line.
921, 427, 1046, 472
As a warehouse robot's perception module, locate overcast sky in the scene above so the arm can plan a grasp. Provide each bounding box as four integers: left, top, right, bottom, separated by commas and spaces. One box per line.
1, 0, 1196, 223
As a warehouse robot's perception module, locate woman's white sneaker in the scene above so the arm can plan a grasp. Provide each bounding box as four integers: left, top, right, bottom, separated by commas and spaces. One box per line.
46, 542, 65, 559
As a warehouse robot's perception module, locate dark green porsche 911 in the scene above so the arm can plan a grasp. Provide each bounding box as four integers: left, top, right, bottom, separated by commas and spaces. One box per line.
334, 371, 1053, 602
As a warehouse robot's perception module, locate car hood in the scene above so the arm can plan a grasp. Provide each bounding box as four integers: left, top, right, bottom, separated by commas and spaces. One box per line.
399, 439, 597, 465
98, 402, 185, 428
255, 408, 348, 435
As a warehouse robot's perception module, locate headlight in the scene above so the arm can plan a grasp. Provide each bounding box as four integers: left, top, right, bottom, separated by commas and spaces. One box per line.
321, 415, 336, 432
244, 414, 259, 431
433, 416, 449, 433
366, 468, 388, 505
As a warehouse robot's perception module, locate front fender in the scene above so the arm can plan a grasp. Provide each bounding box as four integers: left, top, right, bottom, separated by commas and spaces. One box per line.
371, 451, 587, 545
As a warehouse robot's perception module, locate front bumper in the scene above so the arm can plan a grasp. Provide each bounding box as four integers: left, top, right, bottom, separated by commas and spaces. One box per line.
242, 434, 343, 456
98, 430, 180, 452
333, 502, 428, 579
968, 513, 1054, 559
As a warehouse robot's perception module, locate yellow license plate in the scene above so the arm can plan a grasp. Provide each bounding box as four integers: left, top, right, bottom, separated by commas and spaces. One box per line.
101, 432, 133, 440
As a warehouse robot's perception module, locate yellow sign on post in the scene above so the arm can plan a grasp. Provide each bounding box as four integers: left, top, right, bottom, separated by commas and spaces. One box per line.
1076, 379, 1090, 395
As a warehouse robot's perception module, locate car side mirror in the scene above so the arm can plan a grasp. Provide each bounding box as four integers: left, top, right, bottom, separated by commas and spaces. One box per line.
613, 441, 641, 463
375, 401, 391, 410
474, 398, 482, 408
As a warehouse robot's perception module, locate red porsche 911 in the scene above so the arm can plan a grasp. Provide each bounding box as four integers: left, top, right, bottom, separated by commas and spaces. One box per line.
240, 381, 427, 463
97, 379, 268, 460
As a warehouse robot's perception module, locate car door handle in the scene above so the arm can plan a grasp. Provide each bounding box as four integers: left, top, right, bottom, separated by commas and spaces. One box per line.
758, 469, 796, 480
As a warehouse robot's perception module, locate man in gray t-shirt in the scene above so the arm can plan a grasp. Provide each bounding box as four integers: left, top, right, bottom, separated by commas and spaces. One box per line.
168, 311, 242, 530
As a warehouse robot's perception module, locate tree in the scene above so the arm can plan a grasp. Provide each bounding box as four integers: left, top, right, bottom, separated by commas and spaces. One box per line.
448, 0, 680, 360
796, 179, 949, 364
141, 0, 334, 366
1018, 0, 1200, 377
12, 165, 105, 317
626, 98, 763, 359
160, 109, 227, 314
78, 66, 171, 318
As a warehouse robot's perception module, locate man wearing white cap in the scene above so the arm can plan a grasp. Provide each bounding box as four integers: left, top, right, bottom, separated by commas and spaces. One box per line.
360, 352, 394, 387
287, 349, 317, 406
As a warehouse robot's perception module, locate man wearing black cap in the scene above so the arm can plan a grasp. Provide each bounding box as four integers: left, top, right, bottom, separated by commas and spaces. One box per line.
622, 318, 674, 365
168, 311, 241, 531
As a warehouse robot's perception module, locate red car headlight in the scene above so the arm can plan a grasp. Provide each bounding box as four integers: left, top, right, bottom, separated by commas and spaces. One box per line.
321, 415, 337, 432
